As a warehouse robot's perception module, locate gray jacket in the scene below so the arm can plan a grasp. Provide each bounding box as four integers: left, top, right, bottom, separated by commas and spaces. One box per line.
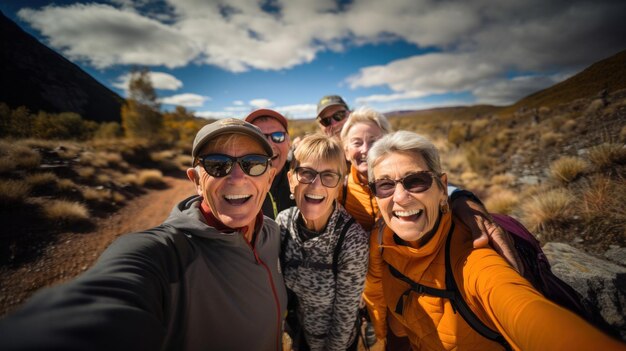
276, 204, 368, 351
0, 195, 287, 351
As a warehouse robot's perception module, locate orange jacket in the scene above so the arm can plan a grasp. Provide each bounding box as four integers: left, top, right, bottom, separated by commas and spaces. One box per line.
364, 212, 624, 350
341, 165, 379, 232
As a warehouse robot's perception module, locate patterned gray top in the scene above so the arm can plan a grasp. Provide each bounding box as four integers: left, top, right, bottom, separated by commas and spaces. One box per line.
276, 203, 369, 351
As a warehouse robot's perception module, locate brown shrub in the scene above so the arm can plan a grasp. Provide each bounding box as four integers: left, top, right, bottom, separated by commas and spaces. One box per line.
549, 156, 589, 184
587, 143, 626, 169
521, 188, 573, 232
41, 199, 89, 222
0, 179, 31, 207
137, 169, 164, 187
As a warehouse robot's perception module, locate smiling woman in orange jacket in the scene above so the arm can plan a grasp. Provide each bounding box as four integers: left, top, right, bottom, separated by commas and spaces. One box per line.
363, 130, 625, 351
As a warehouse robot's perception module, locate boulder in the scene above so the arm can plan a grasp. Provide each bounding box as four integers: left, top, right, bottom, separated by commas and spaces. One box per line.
543, 242, 626, 340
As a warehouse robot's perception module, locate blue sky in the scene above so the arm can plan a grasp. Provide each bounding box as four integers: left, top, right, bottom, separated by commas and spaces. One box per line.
2, 0, 625, 119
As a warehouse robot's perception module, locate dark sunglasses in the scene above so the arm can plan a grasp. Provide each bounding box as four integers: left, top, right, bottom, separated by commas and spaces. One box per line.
318, 110, 348, 127
294, 167, 342, 188
369, 171, 438, 198
196, 154, 271, 177
264, 131, 287, 144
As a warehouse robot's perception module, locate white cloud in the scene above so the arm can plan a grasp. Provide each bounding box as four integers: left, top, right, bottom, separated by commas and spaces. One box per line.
249, 99, 273, 108
15, 0, 626, 109
233, 100, 244, 106
273, 104, 317, 119
160, 93, 209, 107
18, 4, 197, 69
113, 71, 183, 92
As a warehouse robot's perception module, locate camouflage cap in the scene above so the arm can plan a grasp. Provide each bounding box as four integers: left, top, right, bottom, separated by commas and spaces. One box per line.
316, 95, 349, 118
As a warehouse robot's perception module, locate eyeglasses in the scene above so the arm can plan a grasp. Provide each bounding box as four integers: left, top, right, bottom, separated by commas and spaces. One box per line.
196, 154, 271, 177
318, 110, 348, 127
294, 167, 342, 188
369, 171, 438, 198
263, 131, 287, 144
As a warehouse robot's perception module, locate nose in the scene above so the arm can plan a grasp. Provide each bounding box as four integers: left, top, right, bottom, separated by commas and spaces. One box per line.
228, 161, 247, 181
392, 182, 410, 202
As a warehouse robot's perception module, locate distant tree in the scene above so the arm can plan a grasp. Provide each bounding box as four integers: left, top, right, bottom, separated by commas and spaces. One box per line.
121, 68, 163, 139
162, 105, 208, 146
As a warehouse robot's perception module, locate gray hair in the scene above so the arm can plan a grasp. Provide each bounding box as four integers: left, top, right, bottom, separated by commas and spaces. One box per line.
340, 106, 392, 144
367, 131, 444, 188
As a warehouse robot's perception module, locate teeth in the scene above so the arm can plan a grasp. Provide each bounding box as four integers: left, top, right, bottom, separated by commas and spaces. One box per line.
224, 194, 251, 200
394, 209, 422, 217
305, 194, 324, 200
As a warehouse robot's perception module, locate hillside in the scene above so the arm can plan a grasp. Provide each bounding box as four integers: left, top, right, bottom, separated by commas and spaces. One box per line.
0, 11, 123, 123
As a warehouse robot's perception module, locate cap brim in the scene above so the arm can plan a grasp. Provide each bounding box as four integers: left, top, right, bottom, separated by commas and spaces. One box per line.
193, 125, 273, 159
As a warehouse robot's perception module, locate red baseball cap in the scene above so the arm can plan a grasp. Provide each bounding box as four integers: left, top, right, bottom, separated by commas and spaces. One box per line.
244, 109, 288, 130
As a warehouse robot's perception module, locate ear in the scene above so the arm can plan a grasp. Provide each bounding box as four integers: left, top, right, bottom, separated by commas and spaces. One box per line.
187, 168, 203, 196
440, 173, 448, 196
267, 167, 277, 187
287, 170, 297, 193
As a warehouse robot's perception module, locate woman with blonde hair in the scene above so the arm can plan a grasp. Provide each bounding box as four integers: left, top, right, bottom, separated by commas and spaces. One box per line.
276, 133, 368, 351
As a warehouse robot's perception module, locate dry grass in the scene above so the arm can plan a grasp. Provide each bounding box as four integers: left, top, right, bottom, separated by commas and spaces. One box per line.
587, 143, 626, 169
137, 169, 164, 187
579, 175, 626, 221
57, 178, 78, 192
25, 172, 59, 190
539, 131, 563, 147
0, 142, 41, 173
549, 156, 589, 184
583, 99, 605, 115
76, 166, 95, 179
82, 188, 111, 202
0, 179, 31, 206
560, 119, 578, 133
118, 174, 139, 186
491, 173, 516, 186
484, 187, 519, 215
41, 199, 89, 222
521, 188, 573, 232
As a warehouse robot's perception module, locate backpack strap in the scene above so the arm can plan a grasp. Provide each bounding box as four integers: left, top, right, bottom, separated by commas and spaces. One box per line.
332, 217, 355, 277
442, 224, 511, 350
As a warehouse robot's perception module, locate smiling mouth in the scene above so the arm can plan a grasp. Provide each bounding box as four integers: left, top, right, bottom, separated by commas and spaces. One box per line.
224, 194, 252, 205
304, 194, 325, 204
393, 209, 423, 221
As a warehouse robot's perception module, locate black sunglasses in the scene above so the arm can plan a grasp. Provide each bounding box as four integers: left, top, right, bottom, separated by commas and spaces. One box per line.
318, 110, 348, 127
263, 131, 287, 144
369, 171, 438, 198
294, 167, 342, 188
196, 154, 271, 177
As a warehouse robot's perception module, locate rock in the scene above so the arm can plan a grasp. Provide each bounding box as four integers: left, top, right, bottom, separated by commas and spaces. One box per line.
518, 175, 540, 185
605, 246, 626, 266
543, 242, 626, 339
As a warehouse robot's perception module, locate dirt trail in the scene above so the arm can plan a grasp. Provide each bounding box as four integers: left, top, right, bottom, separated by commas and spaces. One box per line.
0, 175, 194, 316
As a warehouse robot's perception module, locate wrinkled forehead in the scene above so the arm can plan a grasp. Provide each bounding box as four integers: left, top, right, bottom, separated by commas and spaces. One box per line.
198, 133, 266, 156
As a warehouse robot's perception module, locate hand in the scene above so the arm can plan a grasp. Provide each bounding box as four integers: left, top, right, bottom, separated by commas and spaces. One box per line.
452, 197, 524, 275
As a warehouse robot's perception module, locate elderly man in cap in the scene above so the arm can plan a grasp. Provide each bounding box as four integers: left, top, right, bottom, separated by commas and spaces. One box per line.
0, 119, 288, 351
316, 94, 350, 137
245, 109, 295, 219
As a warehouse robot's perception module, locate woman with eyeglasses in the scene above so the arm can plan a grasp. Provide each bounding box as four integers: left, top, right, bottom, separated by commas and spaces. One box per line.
276, 134, 369, 351
363, 131, 622, 350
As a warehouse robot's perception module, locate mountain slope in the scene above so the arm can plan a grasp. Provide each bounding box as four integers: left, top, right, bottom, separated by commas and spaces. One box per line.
0, 11, 123, 122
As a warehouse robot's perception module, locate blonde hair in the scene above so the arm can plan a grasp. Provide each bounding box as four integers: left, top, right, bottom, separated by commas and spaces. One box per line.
291, 133, 347, 176
340, 106, 393, 146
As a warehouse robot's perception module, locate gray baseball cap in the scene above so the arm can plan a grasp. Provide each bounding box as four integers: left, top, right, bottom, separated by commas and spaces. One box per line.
316, 95, 349, 118
191, 118, 273, 159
